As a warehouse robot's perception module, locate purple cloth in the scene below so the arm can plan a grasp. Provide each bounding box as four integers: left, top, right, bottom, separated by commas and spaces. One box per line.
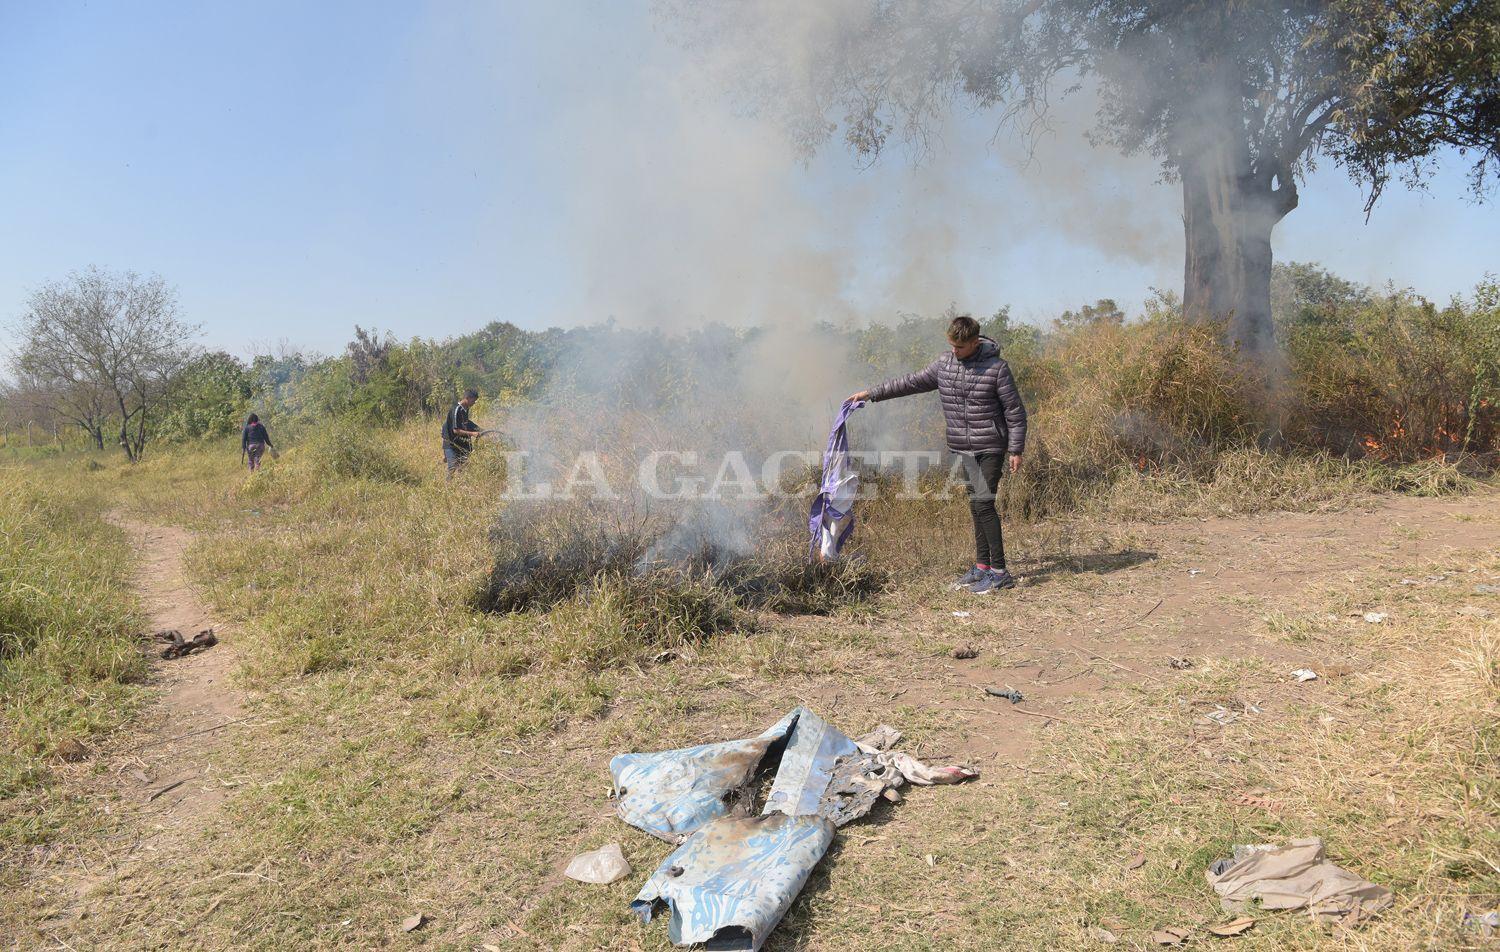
808, 400, 864, 561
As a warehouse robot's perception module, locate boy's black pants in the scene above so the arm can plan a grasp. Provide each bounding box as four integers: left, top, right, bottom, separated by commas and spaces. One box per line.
960, 451, 1006, 570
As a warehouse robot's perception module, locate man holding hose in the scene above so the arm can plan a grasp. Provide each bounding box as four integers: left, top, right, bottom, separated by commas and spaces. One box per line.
850, 314, 1027, 593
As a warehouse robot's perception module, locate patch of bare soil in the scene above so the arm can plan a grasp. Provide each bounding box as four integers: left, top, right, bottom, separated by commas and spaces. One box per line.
788, 490, 1500, 769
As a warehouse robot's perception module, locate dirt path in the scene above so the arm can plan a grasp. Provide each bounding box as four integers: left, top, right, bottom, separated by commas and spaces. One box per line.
23, 517, 250, 938
107, 517, 244, 821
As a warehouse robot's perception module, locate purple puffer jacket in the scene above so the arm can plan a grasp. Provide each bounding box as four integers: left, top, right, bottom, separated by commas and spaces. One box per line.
868, 337, 1027, 455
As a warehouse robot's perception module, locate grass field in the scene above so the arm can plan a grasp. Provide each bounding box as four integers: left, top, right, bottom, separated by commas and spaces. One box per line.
1, 430, 1497, 950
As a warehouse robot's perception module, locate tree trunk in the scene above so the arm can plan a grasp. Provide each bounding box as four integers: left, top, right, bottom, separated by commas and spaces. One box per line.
1177, 75, 1297, 362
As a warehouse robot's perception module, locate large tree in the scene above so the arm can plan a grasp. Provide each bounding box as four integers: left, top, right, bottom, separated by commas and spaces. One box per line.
10, 267, 199, 461
668, 0, 1500, 357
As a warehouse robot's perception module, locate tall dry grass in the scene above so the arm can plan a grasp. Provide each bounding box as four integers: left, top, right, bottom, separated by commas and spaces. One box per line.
0, 468, 145, 810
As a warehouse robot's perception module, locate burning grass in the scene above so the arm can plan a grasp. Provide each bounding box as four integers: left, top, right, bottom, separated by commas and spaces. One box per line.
477, 497, 885, 647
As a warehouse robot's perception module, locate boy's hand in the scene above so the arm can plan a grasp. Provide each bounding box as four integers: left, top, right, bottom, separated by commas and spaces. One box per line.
847, 391, 870, 403
1008, 453, 1022, 474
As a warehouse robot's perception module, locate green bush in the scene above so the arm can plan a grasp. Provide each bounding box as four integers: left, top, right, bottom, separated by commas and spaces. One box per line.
307, 426, 418, 485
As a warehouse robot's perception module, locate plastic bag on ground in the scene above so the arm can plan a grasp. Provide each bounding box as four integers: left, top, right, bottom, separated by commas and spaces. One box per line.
565, 842, 632, 885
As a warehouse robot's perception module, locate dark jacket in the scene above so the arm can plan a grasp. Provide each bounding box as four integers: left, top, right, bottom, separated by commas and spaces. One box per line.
442, 403, 474, 452
868, 337, 1027, 455
241, 422, 271, 449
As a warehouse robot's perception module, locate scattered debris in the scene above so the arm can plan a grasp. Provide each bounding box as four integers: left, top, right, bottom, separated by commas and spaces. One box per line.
1168, 656, 1195, 670
156, 628, 218, 659
1362, 612, 1387, 624
565, 843, 632, 884
1206, 838, 1392, 922
1476, 584, 1499, 595
614, 707, 975, 949
1088, 925, 1119, 944
1291, 668, 1318, 682
1125, 852, 1146, 870
1465, 911, 1500, 937
1206, 917, 1256, 936
983, 686, 1024, 704
400, 913, 426, 933
1152, 925, 1191, 945
951, 645, 978, 659
1204, 707, 1240, 727
925, 853, 936, 867
1399, 578, 1419, 585
1188, 568, 1204, 576
1232, 791, 1282, 812
951, 610, 971, 618
1426, 573, 1447, 582
1457, 605, 1494, 618
855, 724, 902, 751
147, 777, 189, 802
53, 738, 90, 763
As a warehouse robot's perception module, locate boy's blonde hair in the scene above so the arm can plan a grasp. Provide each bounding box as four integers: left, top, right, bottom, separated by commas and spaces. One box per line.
947, 314, 981, 343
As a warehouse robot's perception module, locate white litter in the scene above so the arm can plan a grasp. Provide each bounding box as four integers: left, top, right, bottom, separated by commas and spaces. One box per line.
952, 611, 971, 618
1362, 612, 1387, 624
565, 843, 632, 884
1188, 569, 1204, 576
1291, 669, 1318, 682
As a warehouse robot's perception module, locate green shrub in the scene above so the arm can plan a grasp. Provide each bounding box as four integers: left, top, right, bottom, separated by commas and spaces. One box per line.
307, 426, 418, 485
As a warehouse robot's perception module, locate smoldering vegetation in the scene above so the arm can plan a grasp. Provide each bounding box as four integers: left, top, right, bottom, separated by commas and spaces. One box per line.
477, 496, 883, 619
473, 266, 1496, 644
474, 324, 887, 623
196, 264, 1496, 662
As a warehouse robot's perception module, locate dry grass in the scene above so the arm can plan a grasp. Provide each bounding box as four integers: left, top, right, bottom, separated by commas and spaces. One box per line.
0, 468, 144, 810
2, 424, 1498, 950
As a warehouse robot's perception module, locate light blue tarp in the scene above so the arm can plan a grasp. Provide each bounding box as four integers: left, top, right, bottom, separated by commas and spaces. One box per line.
613, 707, 865, 951
610, 709, 801, 843
631, 814, 836, 951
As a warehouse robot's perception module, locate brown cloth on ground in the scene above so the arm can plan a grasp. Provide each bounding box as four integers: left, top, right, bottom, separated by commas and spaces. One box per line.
1206, 838, 1392, 921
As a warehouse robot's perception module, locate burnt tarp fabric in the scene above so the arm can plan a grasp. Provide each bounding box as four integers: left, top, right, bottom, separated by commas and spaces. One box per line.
808, 399, 863, 562
762, 707, 862, 820
610, 709, 801, 843
616, 706, 977, 949
631, 813, 837, 952
1206, 838, 1393, 920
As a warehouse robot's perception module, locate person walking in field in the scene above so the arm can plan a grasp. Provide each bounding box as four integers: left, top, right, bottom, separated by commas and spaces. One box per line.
849, 314, 1027, 594
442, 388, 484, 476
241, 413, 275, 472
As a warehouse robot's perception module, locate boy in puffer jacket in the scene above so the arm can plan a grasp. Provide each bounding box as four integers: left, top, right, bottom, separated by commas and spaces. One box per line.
850, 314, 1027, 593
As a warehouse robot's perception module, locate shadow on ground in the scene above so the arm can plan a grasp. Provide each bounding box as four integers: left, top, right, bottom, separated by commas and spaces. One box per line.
1018, 549, 1158, 585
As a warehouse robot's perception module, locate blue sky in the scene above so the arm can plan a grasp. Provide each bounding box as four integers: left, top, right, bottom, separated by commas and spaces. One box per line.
1, 1, 1495, 357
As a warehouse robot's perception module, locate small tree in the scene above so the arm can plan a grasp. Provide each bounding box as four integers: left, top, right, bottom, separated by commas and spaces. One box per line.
4, 369, 111, 449
10, 267, 199, 462
155, 351, 254, 443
